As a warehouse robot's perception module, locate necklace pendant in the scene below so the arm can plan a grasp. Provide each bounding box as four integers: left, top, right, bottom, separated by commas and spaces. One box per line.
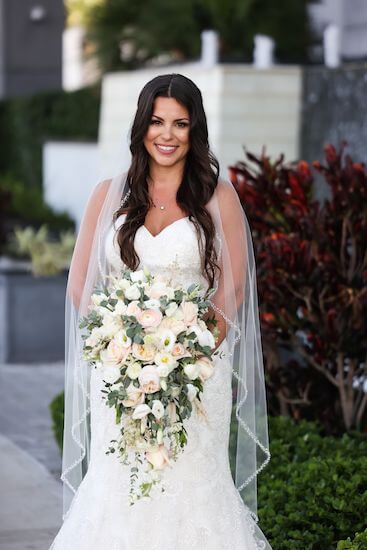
160, 205, 165, 211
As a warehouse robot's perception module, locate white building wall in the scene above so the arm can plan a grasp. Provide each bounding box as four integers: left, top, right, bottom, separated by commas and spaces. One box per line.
43, 141, 99, 228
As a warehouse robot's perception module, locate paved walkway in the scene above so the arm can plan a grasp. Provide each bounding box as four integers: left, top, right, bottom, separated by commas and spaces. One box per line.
0, 435, 62, 550
0, 362, 65, 549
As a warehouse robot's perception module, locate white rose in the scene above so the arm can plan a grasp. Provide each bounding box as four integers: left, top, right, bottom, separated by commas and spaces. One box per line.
131, 269, 146, 283
151, 400, 164, 420
114, 301, 128, 315
186, 383, 198, 402
125, 284, 141, 301
91, 293, 108, 306
165, 302, 178, 317
156, 364, 170, 377
189, 326, 215, 349
132, 404, 151, 419
184, 363, 200, 380
126, 361, 142, 379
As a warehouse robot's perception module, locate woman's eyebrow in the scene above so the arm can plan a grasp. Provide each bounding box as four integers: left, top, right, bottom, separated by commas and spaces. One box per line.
151, 115, 190, 122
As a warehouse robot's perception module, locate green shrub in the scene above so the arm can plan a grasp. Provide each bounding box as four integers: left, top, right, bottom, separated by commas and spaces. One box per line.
1, 173, 75, 233
0, 84, 100, 188
257, 416, 367, 549
49, 391, 64, 451
50, 395, 366, 549
337, 529, 367, 549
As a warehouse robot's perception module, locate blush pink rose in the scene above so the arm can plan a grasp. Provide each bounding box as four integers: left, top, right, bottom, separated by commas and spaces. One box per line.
146, 444, 171, 470
126, 300, 142, 318
137, 308, 163, 328
196, 356, 214, 381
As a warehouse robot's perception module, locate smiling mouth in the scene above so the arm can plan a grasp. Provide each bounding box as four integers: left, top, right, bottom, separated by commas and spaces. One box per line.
154, 144, 179, 154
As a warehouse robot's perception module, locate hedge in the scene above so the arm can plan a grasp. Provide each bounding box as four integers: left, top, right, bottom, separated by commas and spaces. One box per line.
50, 393, 366, 549
0, 84, 101, 188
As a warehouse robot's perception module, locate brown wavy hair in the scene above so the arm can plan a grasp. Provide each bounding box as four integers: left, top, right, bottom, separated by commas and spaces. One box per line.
114, 73, 220, 288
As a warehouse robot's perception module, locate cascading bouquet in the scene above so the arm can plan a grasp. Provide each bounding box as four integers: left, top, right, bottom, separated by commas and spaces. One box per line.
79, 267, 219, 504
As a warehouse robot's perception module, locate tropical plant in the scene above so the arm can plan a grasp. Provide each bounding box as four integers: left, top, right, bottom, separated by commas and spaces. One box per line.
11, 225, 76, 276
229, 143, 367, 433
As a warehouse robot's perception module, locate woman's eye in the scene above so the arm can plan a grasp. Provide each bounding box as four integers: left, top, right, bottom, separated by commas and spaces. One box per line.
177, 122, 189, 128
150, 119, 161, 125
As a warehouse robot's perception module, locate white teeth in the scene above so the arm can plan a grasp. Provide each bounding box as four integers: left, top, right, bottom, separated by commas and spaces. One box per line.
156, 145, 176, 151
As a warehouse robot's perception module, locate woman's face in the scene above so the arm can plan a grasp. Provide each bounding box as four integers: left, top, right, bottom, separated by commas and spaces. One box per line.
143, 96, 190, 169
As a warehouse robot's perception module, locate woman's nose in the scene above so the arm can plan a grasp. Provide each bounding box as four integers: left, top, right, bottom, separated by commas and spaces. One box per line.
160, 124, 174, 140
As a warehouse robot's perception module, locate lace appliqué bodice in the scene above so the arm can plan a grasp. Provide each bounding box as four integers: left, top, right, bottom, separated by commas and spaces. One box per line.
105, 214, 209, 293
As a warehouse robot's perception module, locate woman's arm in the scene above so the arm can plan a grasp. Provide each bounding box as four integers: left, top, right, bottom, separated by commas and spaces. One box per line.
68, 179, 112, 310
207, 180, 246, 349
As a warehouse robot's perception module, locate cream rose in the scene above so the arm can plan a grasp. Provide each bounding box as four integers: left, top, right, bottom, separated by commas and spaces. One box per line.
147, 281, 174, 300
122, 383, 145, 407
196, 356, 214, 381
100, 339, 129, 368
146, 444, 171, 470
171, 343, 189, 358
138, 365, 161, 393
182, 301, 199, 326
132, 343, 156, 362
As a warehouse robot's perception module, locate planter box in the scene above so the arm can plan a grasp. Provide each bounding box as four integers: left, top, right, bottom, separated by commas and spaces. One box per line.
0, 257, 67, 363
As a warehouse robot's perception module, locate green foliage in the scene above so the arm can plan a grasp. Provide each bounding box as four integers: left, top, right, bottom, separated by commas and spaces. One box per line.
76, 0, 315, 73
51, 400, 366, 548
49, 391, 65, 450
0, 84, 100, 188
0, 173, 75, 233
11, 225, 75, 276
337, 530, 367, 550
256, 416, 367, 549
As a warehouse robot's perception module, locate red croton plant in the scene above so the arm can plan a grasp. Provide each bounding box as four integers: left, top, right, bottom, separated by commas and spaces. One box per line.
229, 143, 367, 434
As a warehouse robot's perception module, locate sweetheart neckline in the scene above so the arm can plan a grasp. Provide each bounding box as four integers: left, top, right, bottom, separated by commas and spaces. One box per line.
141, 216, 190, 239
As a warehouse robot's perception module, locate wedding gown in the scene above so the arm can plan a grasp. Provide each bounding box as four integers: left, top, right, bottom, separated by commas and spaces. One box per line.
50, 214, 272, 550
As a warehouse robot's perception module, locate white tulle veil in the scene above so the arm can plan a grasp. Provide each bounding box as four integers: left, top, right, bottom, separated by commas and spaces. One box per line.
61, 168, 271, 525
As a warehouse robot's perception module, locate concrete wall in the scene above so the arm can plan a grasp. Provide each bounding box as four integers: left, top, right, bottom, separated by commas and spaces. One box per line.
43, 141, 100, 229
98, 63, 302, 179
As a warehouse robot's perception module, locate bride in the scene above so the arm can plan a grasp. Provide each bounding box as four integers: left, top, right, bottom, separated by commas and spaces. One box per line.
50, 73, 272, 549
